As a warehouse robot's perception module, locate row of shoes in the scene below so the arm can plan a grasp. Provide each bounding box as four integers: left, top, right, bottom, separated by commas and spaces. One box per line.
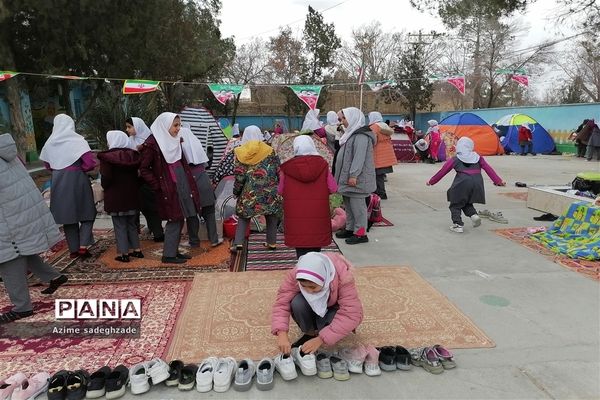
0, 372, 50, 400
409, 345, 457, 374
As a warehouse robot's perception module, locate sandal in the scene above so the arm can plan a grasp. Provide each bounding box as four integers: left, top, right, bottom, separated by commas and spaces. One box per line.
114, 255, 130, 263
431, 345, 456, 369
409, 347, 444, 374
263, 243, 277, 250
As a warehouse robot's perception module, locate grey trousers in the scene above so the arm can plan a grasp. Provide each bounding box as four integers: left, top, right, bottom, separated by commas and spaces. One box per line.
449, 201, 477, 226
112, 215, 140, 255
63, 221, 94, 253
187, 205, 219, 245
290, 293, 338, 333
163, 220, 183, 258
343, 196, 368, 236
233, 215, 279, 246
0, 255, 61, 312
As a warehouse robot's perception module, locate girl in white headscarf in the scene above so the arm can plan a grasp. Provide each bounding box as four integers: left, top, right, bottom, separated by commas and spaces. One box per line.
324, 110, 340, 153
139, 112, 201, 264
271, 252, 363, 355
39, 114, 97, 258
125, 117, 152, 150
278, 136, 338, 259
333, 107, 376, 245
427, 137, 506, 233
180, 124, 222, 248
426, 119, 442, 162
97, 130, 142, 262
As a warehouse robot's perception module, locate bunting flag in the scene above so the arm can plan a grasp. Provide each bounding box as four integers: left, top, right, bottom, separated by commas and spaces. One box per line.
366, 80, 396, 92
122, 80, 160, 94
0, 71, 19, 82
48, 75, 87, 80
496, 68, 529, 87
511, 74, 529, 87
289, 85, 323, 110
446, 75, 466, 95
208, 84, 244, 105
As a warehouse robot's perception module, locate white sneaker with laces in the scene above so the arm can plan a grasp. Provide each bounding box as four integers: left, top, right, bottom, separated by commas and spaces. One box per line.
129, 363, 150, 395
273, 353, 298, 381
291, 346, 317, 376
450, 224, 464, 233
146, 358, 170, 385
213, 357, 236, 393
196, 357, 219, 392
471, 214, 481, 227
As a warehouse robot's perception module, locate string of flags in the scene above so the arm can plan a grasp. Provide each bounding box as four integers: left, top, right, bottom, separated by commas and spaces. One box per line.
495, 68, 529, 87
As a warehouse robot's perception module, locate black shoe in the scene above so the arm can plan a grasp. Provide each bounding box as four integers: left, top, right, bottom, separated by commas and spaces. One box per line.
345, 235, 369, 245
66, 369, 90, 400
378, 346, 396, 371
114, 255, 130, 263
176, 252, 192, 260
41, 274, 68, 295
533, 213, 558, 221
0, 309, 34, 324
47, 370, 70, 400
394, 346, 412, 370
153, 235, 165, 242
291, 334, 316, 348
161, 256, 187, 264
86, 366, 111, 399
165, 360, 184, 387
128, 251, 144, 258
379, 194, 388, 200
105, 365, 128, 400
178, 364, 199, 391
335, 229, 354, 239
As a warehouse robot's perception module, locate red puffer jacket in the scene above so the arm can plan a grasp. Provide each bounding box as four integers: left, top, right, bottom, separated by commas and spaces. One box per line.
518, 126, 532, 142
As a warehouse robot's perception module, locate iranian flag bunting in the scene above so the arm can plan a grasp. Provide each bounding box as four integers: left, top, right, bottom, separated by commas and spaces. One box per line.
446, 75, 466, 95
207, 84, 245, 105
48, 75, 87, 80
0, 71, 19, 82
122, 80, 160, 94
289, 85, 323, 110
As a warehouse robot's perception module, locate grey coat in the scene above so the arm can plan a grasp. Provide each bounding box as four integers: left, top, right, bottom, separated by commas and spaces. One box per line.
334, 126, 377, 197
0, 134, 62, 264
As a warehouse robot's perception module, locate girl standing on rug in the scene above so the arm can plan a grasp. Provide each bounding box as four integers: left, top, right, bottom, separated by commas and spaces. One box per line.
97, 130, 143, 263
231, 126, 282, 252
180, 123, 222, 247
427, 137, 506, 233
272, 252, 363, 355
279, 136, 337, 259
427, 120, 442, 162
368, 111, 397, 200
139, 112, 202, 264
40, 114, 97, 258
125, 117, 164, 242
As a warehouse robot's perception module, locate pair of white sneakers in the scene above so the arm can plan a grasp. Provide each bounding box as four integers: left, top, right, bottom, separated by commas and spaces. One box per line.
195, 357, 238, 393
273, 346, 317, 380
129, 358, 170, 395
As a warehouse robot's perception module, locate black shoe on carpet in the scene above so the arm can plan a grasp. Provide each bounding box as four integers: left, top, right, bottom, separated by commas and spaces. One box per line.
129, 251, 144, 258
0, 309, 34, 324
162, 256, 187, 264
41, 274, 68, 295
345, 235, 369, 245
533, 213, 558, 221
154, 235, 165, 242
176, 252, 192, 260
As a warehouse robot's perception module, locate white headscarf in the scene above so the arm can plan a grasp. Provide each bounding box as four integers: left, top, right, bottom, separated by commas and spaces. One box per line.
129, 117, 152, 148
241, 125, 265, 144
107, 130, 130, 149
338, 107, 365, 146
368, 111, 383, 125
296, 252, 336, 317
326, 111, 338, 126
293, 135, 319, 156
301, 109, 322, 132
180, 127, 209, 165
427, 119, 438, 127
521, 123, 530, 130
40, 114, 91, 169
456, 137, 480, 164
150, 112, 182, 164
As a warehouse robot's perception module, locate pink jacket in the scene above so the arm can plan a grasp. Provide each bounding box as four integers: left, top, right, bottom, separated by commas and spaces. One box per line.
271, 253, 363, 346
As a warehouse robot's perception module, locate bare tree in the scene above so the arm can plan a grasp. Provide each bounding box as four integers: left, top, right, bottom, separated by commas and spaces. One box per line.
554, 32, 599, 102
224, 38, 272, 85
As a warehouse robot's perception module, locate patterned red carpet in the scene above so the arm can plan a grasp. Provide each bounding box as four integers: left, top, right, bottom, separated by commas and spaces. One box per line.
494, 227, 600, 281
0, 281, 190, 377
245, 233, 342, 271
371, 217, 394, 227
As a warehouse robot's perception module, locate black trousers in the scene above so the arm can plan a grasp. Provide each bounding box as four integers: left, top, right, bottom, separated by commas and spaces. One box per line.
295, 247, 321, 259
290, 293, 338, 333
449, 201, 476, 226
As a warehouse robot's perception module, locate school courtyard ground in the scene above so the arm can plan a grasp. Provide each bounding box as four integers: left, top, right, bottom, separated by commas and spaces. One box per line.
90, 154, 597, 400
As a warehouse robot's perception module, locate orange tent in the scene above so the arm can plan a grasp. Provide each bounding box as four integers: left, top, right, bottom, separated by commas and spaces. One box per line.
437, 113, 504, 160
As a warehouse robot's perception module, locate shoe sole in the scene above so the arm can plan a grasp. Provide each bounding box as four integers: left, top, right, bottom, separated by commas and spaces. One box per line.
177, 382, 195, 391
195, 381, 212, 393
164, 379, 179, 387
317, 370, 333, 379
256, 380, 274, 391
86, 388, 106, 399
365, 369, 382, 377
379, 362, 397, 372
213, 382, 232, 393
105, 386, 127, 399
275, 368, 298, 381
297, 366, 317, 376
412, 359, 444, 374
333, 371, 350, 381
129, 383, 150, 395
233, 380, 252, 392
396, 363, 412, 371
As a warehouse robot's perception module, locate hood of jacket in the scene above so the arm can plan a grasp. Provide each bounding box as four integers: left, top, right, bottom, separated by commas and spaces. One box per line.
281, 155, 328, 183
0, 133, 18, 163
97, 148, 141, 167
351, 126, 377, 146
234, 140, 273, 165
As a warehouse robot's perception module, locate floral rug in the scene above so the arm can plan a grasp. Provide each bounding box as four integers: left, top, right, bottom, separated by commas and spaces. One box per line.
494, 227, 600, 281
0, 281, 190, 377
167, 267, 494, 362
498, 192, 528, 201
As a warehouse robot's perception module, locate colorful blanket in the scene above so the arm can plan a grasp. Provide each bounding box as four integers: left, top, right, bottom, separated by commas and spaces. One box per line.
530, 201, 600, 260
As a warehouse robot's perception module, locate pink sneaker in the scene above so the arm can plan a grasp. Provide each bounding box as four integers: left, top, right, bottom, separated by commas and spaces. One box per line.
0, 372, 27, 400
11, 372, 50, 400
363, 345, 381, 376
339, 345, 368, 373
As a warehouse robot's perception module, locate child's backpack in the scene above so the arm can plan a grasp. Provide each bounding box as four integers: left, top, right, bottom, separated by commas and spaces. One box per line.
366, 193, 383, 231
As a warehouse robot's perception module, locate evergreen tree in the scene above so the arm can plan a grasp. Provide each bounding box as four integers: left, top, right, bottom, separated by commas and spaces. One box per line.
302, 6, 341, 83
394, 44, 434, 121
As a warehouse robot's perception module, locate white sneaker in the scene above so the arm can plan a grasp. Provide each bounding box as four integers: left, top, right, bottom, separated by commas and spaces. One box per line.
233, 359, 256, 392
450, 224, 464, 233
196, 357, 219, 393
291, 346, 317, 376
471, 214, 481, 227
146, 358, 170, 385
213, 357, 236, 393
364, 362, 382, 376
273, 353, 298, 381
338, 347, 365, 374
129, 363, 150, 395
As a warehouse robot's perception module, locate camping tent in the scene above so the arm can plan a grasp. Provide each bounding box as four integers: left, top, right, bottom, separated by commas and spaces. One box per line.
437, 113, 504, 160
495, 113, 556, 154
180, 107, 228, 176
